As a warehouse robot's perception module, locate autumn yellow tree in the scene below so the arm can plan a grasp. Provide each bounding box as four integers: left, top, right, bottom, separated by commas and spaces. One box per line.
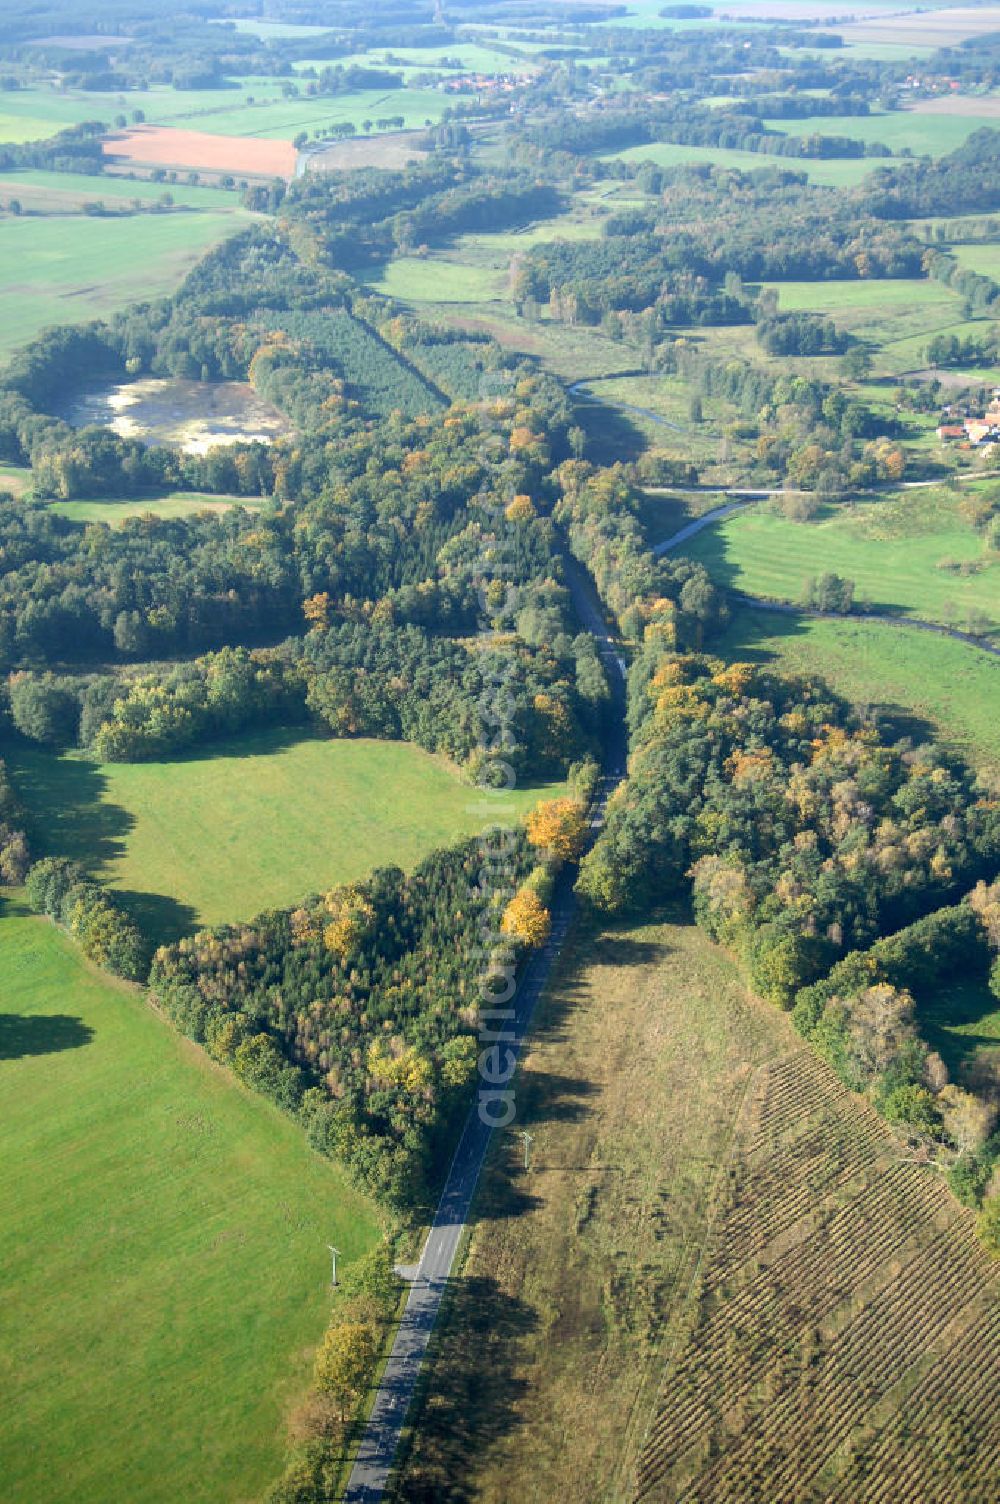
323, 886, 376, 961
526, 798, 589, 865
313, 1321, 377, 1421
505, 493, 536, 522
501, 887, 551, 948
303, 592, 331, 631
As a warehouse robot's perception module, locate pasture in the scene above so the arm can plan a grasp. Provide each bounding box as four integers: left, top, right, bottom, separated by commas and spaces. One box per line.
0, 79, 450, 151
9, 729, 565, 943
603, 140, 882, 188
0, 902, 379, 1504
0, 463, 30, 495
714, 604, 1000, 786
682, 490, 999, 640
762, 108, 988, 158
0, 168, 240, 211
49, 491, 260, 523
367, 256, 506, 303
0, 211, 251, 362
398, 915, 1000, 1502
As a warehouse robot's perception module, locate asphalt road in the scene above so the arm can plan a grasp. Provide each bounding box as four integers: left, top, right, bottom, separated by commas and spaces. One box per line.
342, 555, 627, 1504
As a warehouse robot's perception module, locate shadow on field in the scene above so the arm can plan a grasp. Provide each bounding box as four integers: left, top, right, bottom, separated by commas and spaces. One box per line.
574, 398, 647, 465
393, 1275, 537, 1504
0, 1012, 94, 1060
115, 888, 199, 948
8, 745, 134, 872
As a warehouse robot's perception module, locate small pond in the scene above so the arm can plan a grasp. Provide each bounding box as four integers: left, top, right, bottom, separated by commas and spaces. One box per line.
58, 378, 292, 455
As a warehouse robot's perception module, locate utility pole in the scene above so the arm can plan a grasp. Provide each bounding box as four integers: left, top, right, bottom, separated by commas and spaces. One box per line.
327, 1245, 341, 1287
519, 1130, 535, 1172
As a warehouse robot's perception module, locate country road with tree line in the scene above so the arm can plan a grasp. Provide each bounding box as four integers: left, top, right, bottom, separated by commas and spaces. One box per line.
342, 553, 628, 1503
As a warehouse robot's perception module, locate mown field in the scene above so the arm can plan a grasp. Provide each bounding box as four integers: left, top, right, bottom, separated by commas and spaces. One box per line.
603, 139, 881, 187
762, 108, 988, 157
715, 604, 1000, 786
48, 490, 260, 523
9, 729, 565, 943
0, 211, 251, 361
0, 167, 240, 210
0, 77, 450, 149
0, 901, 380, 1504
682, 490, 999, 639
395, 916, 1000, 1502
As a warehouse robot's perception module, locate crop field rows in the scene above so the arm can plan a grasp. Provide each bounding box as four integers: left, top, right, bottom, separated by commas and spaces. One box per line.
634, 1050, 1000, 1502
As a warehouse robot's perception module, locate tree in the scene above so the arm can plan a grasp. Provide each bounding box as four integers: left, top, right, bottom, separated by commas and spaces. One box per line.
526, 798, 589, 865
313, 1321, 377, 1420
501, 887, 551, 948
976, 1196, 1000, 1257
9, 672, 79, 747
939, 1085, 995, 1157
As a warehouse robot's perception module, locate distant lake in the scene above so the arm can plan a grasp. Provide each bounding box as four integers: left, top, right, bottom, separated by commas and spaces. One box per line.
59, 378, 292, 455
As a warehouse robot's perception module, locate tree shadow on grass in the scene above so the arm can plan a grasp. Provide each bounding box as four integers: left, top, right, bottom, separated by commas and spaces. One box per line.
114, 889, 200, 949
393, 1275, 538, 1504
0, 1012, 93, 1060
6, 743, 134, 873
574, 397, 648, 465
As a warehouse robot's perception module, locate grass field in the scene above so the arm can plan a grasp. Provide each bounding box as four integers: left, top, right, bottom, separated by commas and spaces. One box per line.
0, 168, 240, 211
49, 491, 261, 523
0, 463, 31, 495
714, 604, 1000, 785
604, 140, 881, 188
9, 729, 565, 943
764, 274, 965, 359
0, 79, 449, 148
0, 212, 252, 362
396, 916, 1000, 1501
951, 242, 1000, 280
0, 901, 380, 1504
367, 256, 506, 303
682, 490, 999, 639
762, 109, 987, 158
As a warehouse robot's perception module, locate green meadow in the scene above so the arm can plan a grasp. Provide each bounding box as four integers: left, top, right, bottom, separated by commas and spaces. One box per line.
367, 255, 506, 303
604, 139, 880, 187
951, 242, 1000, 280
682, 490, 999, 639
762, 109, 986, 158
9, 729, 565, 943
0, 79, 448, 147
0, 211, 251, 361
0, 902, 380, 1504
715, 604, 1000, 785
50, 491, 260, 523
0, 167, 241, 210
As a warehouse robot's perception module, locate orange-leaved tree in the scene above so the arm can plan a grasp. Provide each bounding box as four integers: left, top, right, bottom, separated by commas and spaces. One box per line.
526, 797, 589, 865
501, 887, 551, 948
